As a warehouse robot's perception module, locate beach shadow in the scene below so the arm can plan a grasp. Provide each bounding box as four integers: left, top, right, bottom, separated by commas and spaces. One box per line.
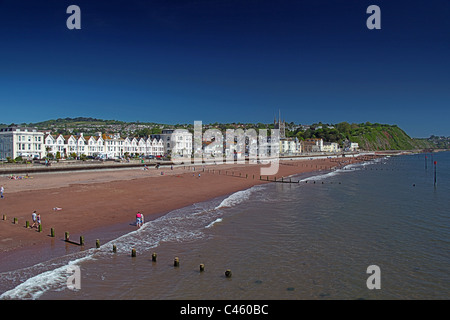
60, 238, 83, 246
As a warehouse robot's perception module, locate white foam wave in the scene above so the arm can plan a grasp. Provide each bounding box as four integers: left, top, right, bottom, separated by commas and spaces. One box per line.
299, 170, 339, 182
205, 218, 223, 229
297, 159, 379, 182
214, 185, 261, 210
0, 255, 93, 300
343, 159, 380, 170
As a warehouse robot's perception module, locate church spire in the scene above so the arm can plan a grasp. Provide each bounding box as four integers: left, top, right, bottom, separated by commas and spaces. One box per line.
274, 109, 286, 139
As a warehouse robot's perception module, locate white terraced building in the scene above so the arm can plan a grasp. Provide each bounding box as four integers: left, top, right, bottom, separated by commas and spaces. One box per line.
44, 133, 105, 157
103, 134, 164, 159
44, 133, 105, 158
43, 132, 165, 159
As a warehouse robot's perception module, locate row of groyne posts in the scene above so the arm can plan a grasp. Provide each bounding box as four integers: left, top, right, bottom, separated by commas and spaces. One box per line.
63, 232, 232, 277
2, 214, 45, 232
0, 216, 233, 277
181, 155, 380, 184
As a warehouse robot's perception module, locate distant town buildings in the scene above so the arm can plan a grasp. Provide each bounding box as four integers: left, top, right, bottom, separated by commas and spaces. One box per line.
0, 123, 359, 161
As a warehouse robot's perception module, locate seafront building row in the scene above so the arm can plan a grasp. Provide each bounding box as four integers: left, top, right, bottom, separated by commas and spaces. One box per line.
0, 126, 358, 161
0, 127, 170, 160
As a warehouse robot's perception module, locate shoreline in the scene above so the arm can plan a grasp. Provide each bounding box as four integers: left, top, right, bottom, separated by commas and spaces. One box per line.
0, 157, 368, 273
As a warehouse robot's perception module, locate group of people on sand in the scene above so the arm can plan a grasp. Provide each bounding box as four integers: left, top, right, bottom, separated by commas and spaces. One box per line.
7, 174, 32, 180
31, 210, 41, 229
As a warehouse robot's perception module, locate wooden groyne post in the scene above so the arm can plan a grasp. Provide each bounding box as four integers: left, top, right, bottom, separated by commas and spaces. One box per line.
434, 161, 437, 187
64, 231, 85, 246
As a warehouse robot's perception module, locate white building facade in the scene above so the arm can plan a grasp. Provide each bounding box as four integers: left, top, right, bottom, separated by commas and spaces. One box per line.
322, 142, 340, 153
85, 135, 105, 156
349, 142, 359, 151
103, 133, 125, 159
151, 129, 192, 157
0, 127, 45, 160
280, 138, 301, 156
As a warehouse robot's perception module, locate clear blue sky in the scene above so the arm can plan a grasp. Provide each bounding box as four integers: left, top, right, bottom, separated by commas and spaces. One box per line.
0, 0, 449, 137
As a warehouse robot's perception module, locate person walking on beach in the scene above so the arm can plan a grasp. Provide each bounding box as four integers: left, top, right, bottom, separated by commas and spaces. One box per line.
31, 211, 37, 228
136, 211, 142, 228
0, 186, 4, 199
36, 213, 41, 228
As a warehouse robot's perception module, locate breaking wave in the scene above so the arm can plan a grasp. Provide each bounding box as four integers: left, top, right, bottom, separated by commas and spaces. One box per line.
215, 185, 263, 210
0, 184, 264, 300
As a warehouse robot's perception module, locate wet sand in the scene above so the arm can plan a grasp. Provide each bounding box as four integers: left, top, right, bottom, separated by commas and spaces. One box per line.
0, 157, 361, 270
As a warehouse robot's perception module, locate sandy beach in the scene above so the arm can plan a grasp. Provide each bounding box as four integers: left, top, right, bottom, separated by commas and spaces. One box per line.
0, 157, 362, 269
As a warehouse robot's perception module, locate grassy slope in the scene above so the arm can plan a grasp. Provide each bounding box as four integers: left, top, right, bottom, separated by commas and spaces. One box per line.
348, 126, 434, 150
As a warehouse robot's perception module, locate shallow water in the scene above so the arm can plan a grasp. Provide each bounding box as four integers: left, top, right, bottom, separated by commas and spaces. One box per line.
1, 152, 449, 299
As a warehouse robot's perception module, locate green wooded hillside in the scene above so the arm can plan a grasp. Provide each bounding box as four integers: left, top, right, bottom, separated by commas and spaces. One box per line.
293, 122, 435, 150
344, 124, 434, 150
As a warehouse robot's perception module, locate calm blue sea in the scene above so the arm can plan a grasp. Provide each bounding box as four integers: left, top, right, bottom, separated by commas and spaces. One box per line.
1, 152, 449, 299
